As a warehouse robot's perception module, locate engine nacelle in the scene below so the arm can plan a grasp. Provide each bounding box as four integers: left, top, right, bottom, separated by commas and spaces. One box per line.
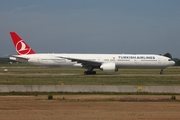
100, 63, 118, 72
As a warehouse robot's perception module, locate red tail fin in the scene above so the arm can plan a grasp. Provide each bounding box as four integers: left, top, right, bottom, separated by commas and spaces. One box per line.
10, 32, 36, 55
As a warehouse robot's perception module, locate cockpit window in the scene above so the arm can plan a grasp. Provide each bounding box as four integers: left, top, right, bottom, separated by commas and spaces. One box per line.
168, 59, 172, 61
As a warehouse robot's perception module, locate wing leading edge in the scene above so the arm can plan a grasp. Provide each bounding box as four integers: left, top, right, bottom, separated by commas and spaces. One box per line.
56, 56, 102, 68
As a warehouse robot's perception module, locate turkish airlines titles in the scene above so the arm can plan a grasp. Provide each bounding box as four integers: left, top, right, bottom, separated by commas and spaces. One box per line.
118, 56, 156, 60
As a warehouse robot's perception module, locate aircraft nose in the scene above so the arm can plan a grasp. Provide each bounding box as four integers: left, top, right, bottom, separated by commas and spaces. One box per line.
171, 60, 175, 66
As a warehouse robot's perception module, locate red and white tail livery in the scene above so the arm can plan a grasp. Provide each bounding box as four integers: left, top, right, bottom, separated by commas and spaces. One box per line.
10, 32, 36, 55
9, 32, 175, 75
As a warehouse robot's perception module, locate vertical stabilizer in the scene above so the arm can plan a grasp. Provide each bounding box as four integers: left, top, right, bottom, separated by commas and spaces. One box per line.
10, 32, 36, 55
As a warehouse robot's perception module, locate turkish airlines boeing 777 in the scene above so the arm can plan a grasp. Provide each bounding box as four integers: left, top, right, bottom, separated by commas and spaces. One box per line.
9, 32, 175, 75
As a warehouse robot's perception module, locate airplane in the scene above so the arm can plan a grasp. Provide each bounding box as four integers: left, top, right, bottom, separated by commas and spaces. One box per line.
9, 32, 175, 75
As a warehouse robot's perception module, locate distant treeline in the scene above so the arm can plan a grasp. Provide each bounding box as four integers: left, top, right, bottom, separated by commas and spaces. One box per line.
0, 57, 19, 64
173, 58, 180, 66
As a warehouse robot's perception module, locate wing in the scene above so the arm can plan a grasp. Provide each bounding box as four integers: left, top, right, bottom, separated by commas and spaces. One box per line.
56, 56, 102, 68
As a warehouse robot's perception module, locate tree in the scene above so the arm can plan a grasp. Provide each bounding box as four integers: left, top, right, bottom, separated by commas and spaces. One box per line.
164, 53, 172, 59
175, 60, 180, 66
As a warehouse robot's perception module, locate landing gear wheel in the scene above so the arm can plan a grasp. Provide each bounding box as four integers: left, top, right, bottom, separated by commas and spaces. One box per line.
84, 71, 87, 75
92, 71, 96, 74
160, 69, 164, 75
84, 71, 96, 75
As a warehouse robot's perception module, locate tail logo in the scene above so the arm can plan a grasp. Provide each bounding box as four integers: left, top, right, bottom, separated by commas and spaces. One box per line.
16, 40, 31, 55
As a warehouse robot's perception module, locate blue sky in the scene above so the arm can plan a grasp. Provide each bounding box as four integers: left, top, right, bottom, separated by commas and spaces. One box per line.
1, 0, 180, 58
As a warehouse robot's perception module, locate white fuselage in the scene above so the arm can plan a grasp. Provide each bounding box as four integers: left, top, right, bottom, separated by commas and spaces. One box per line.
10, 53, 175, 69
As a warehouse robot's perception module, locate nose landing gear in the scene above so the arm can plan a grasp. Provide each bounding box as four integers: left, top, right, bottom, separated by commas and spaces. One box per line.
160, 69, 164, 75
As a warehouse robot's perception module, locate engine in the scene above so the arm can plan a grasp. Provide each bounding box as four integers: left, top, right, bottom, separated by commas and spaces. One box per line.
100, 63, 118, 72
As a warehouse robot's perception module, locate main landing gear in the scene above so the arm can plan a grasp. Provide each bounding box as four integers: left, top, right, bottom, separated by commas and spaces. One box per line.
84, 71, 96, 75
84, 66, 96, 75
160, 69, 164, 75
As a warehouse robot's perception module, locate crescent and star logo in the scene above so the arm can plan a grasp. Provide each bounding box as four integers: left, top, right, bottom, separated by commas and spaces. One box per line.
16, 40, 31, 55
